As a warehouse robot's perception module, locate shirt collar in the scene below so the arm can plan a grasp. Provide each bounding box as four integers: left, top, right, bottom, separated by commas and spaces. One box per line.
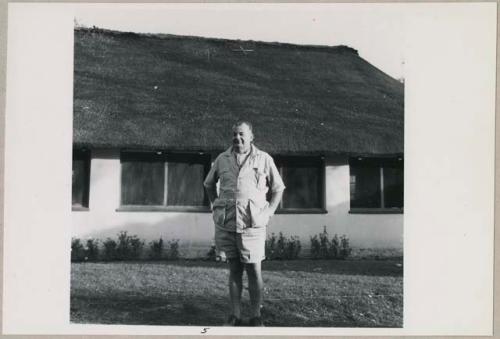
223, 144, 261, 158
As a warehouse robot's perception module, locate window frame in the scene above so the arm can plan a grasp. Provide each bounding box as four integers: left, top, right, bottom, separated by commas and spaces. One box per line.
117, 150, 212, 213
72, 148, 91, 211
349, 156, 404, 214
273, 155, 327, 214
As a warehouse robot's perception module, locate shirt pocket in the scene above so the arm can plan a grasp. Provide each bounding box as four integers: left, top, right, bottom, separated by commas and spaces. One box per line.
253, 168, 268, 191
218, 169, 233, 192
248, 199, 270, 228
212, 199, 226, 226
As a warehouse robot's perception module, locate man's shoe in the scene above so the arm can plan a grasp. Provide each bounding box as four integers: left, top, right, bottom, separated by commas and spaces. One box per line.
224, 315, 242, 326
249, 316, 265, 327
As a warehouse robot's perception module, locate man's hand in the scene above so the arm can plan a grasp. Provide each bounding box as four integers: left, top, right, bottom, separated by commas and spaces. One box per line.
266, 190, 284, 217
262, 206, 274, 220
205, 186, 218, 207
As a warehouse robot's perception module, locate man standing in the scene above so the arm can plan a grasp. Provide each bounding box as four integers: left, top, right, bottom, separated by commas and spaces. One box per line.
204, 121, 285, 327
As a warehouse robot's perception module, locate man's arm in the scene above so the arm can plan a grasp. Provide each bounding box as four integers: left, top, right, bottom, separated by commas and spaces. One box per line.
266, 190, 284, 215
203, 157, 219, 206
205, 185, 218, 205
265, 155, 286, 216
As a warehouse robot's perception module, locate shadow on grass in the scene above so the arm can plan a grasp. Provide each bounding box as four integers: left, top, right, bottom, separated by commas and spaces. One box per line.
71, 293, 401, 327
71, 294, 227, 326
159, 259, 403, 277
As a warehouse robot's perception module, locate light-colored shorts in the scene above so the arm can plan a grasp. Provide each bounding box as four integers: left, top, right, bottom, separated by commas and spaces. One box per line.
215, 226, 266, 264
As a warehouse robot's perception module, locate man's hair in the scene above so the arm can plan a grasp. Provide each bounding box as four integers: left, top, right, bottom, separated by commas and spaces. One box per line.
232, 121, 253, 133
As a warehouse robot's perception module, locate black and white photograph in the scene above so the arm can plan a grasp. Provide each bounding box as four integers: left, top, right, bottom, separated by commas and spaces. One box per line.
2, 2, 496, 336
70, 5, 404, 328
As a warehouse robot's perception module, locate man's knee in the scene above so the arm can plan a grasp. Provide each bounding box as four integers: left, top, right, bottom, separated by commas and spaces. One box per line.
245, 262, 262, 277
229, 258, 244, 277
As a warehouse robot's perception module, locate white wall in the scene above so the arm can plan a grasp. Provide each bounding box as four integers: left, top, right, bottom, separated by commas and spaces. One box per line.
271, 156, 403, 249
72, 151, 403, 257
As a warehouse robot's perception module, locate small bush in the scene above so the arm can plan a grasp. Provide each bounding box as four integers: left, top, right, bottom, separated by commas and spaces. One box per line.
129, 235, 144, 259
265, 232, 301, 260
71, 238, 86, 262
319, 227, 330, 258
115, 231, 144, 260
166, 239, 180, 260
329, 234, 339, 259
85, 238, 99, 261
275, 232, 286, 259
285, 236, 302, 259
116, 231, 130, 260
265, 233, 277, 258
310, 226, 352, 260
149, 238, 164, 260
339, 235, 352, 259
310, 235, 321, 259
102, 238, 117, 261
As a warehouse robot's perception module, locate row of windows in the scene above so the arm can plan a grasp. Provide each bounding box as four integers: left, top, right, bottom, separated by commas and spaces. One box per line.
72, 150, 404, 213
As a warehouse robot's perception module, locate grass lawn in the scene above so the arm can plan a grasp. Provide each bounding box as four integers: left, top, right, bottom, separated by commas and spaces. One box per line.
70, 259, 403, 327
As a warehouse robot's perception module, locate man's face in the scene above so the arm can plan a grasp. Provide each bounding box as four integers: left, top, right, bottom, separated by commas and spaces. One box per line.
232, 123, 254, 153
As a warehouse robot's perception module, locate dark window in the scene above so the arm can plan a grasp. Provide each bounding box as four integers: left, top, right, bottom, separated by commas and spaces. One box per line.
166, 154, 209, 207
349, 157, 404, 211
383, 162, 404, 208
121, 152, 165, 206
120, 151, 210, 209
72, 149, 90, 209
349, 162, 381, 208
274, 156, 324, 212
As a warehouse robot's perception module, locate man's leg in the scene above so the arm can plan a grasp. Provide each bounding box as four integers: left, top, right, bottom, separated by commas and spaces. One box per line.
228, 258, 244, 319
245, 261, 263, 318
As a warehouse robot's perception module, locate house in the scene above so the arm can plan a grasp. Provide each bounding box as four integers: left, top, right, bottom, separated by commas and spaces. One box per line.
72, 27, 404, 258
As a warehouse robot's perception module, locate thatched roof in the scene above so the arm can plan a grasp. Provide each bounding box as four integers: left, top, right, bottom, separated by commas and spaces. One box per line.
73, 27, 404, 156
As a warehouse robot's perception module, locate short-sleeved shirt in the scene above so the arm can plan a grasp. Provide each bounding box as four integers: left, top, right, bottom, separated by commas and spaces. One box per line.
203, 144, 285, 233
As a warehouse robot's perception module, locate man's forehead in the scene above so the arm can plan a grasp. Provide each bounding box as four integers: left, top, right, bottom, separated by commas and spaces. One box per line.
233, 123, 252, 132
